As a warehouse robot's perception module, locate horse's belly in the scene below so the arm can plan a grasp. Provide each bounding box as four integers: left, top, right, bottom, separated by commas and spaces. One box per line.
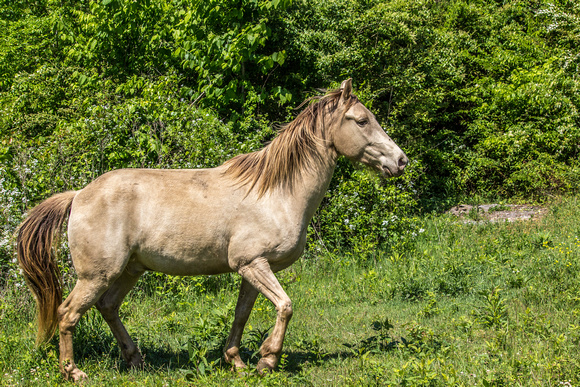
135, 248, 231, 276
134, 233, 232, 276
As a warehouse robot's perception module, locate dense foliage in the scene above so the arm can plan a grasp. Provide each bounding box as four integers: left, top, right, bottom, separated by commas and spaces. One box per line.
1, 0, 580, 271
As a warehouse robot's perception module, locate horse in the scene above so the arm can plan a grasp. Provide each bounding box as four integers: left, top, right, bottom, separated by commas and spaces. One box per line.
17, 79, 408, 381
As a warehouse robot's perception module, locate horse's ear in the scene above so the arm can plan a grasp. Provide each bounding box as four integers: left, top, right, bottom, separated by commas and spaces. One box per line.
341, 78, 352, 101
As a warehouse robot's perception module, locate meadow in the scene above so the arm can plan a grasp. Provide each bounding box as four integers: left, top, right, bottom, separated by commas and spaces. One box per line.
1, 196, 579, 386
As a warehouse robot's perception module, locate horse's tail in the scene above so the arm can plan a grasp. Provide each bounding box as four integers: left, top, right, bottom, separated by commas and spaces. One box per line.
17, 191, 77, 345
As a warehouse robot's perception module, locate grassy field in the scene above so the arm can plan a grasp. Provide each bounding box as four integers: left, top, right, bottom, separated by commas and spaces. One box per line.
1, 197, 579, 386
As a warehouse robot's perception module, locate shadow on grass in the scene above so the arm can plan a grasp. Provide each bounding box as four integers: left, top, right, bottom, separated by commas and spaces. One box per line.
68, 317, 417, 377
70, 337, 365, 376
281, 348, 361, 373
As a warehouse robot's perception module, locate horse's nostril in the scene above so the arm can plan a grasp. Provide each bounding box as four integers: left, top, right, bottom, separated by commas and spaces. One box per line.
398, 155, 408, 168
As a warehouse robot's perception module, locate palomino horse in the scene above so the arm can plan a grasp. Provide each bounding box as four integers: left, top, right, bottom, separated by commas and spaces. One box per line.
17, 79, 408, 380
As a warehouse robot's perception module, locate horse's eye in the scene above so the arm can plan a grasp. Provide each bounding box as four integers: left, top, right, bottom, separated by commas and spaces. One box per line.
356, 119, 368, 127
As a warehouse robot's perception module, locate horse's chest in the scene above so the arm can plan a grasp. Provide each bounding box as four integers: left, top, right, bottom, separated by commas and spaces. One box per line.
262, 224, 308, 270
227, 217, 307, 272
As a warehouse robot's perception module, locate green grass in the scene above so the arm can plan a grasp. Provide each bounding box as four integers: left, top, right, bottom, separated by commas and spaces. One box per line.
1, 197, 580, 386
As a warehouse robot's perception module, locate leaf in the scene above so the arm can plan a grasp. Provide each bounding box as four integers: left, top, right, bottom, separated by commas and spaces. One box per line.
0, 146, 13, 163
271, 50, 286, 66
184, 10, 192, 24
246, 33, 256, 46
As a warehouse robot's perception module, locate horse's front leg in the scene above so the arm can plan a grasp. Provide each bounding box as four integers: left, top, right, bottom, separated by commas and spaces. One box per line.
224, 278, 259, 369
237, 258, 293, 374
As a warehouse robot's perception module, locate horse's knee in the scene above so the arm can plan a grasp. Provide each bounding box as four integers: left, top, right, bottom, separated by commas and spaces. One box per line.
277, 300, 293, 321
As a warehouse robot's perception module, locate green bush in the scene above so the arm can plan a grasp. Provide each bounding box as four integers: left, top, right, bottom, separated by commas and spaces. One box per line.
309, 158, 422, 260
276, 0, 580, 202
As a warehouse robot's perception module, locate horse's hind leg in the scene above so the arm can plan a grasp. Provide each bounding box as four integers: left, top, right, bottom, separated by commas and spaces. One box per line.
57, 279, 110, 381
95, 267, 144, 368
224, 278, 259, 369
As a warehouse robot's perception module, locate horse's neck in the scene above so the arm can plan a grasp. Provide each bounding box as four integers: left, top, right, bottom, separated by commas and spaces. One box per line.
286, 142, 338, 225
289, 115, 342, 224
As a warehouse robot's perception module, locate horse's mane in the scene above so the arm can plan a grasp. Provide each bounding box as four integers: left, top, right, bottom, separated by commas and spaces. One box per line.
223, 87, 358, 197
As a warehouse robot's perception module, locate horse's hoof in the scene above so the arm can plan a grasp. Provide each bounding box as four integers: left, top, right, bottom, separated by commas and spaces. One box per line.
256, 358, 275, 375
70, 369, 88, 382
225, 351, 247, 370
122, 348, 144, 369
127, 356, 144, 369
233, 368, 250, 378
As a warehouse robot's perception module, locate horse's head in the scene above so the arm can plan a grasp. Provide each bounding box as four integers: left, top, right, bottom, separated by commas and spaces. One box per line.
332, 79, 408, 178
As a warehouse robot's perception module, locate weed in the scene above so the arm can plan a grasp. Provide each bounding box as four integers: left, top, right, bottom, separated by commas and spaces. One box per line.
294, 335, 327, 364
488, 204, 510, 212
243, 325, 271, 362
476, 287, 508, 328
183, 302, 233, 378
533, 231, 553, 249
468, 206, 484, 221
401, 321, 443, 354
417, 291, 442, 318
344, 317, 396, 355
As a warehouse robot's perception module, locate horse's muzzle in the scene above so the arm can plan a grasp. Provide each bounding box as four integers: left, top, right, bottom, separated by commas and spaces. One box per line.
383, 154, 408, 177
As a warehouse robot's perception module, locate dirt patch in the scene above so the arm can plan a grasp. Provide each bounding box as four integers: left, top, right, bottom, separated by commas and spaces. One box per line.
447, 204, 548, 224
